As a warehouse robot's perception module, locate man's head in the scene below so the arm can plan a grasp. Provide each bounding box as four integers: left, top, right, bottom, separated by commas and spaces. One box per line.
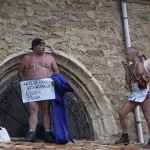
125, 47, 139, 61
31, 38, 45, 55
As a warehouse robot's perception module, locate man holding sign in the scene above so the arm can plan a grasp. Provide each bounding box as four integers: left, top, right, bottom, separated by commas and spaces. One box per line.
18, 38, 59, 142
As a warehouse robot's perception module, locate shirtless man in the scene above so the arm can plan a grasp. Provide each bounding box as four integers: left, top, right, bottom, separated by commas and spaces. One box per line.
18, 38, 59, 142
115, 47, 150, 148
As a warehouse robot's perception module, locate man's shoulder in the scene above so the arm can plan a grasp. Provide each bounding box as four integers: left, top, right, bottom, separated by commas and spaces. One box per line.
45, 53, 54, 59
129, 61, 143, 67
129, 63, 133, 69
137, 61, 144, 68
138, 61, 143, 65
22, 53, 32, 60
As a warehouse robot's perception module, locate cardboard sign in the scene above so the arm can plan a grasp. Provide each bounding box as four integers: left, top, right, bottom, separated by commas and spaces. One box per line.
20, 78, 55, 103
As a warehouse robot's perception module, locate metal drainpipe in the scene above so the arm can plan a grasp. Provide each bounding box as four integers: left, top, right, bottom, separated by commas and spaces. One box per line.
121, 0, 144, 144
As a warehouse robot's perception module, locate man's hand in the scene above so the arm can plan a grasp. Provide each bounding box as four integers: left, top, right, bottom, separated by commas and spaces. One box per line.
122, 60, 128, 70
138, 74, 149, 89
51, 81, 55, 86
143, 73, 150, 82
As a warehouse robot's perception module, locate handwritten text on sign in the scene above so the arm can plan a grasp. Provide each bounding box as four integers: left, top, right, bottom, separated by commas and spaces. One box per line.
20, 78, 55, 103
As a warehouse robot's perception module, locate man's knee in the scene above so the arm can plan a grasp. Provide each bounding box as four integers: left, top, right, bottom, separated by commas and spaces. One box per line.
28, 102, 39, 114
118, 110, 126, 119
42, 109, 50, 116
41, 101, 50, 115
144, 113, 150, 121
29, 107, 38, 114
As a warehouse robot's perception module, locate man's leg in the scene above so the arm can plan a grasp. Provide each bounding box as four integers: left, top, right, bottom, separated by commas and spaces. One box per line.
141, 97, 150, 148
28, 102, 39, 130
115, 101, 139, 144
119, 101, 138, 133
26, 101, 39, 142
41, 100, 55, 143
41, 100, 50, 131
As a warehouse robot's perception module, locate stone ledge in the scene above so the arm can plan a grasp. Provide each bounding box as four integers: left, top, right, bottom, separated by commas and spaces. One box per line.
0, 140, 149, 150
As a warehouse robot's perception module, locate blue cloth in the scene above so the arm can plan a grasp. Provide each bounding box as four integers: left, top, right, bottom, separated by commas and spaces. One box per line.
51, 73, 74, 144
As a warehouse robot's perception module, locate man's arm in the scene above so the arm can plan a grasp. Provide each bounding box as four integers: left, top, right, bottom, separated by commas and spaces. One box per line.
51, 56, 59, 74
125, 68, 131, 86
122, 60, 131, 86
136, 62, 144, 80
137, 61, 149, 82
18, 56, 26, 81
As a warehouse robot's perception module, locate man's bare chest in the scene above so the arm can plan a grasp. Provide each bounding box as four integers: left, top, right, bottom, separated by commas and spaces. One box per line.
129, 66, 136, 77
26, 57, 52, 70
129, 63, 141, 80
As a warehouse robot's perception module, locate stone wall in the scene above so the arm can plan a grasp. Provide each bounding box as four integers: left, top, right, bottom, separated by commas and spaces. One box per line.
0, 0, 150, 142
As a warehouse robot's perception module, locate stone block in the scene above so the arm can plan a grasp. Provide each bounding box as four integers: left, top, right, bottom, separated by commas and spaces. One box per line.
18, 0, 32, 5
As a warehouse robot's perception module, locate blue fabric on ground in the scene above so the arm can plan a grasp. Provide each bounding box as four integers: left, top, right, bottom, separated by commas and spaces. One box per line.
51, 73, 74, 144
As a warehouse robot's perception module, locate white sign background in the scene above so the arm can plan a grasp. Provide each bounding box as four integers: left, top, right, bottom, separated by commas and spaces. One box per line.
20, 78, 55, 103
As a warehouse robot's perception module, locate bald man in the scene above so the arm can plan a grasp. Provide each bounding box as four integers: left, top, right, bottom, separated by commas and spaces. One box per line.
115, 47, 150, 148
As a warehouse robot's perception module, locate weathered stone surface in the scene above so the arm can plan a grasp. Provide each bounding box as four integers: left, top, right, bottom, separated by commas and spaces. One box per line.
125, 0, 150, 4
18, 0, 32, 5
87, 49, 104, 57
0, 0, 149, 143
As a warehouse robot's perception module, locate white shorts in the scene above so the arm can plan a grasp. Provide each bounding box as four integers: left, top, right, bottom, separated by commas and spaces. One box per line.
128, 83, 149, 103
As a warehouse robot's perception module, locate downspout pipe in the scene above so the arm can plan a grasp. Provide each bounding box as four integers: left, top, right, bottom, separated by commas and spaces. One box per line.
121, 0, 144, 144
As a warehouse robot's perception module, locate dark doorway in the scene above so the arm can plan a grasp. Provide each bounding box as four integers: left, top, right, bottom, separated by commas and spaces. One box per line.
0, 81, 93, 140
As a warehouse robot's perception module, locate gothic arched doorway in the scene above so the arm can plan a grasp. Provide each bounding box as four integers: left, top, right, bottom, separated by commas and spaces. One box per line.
0, 77, 93, 140
0, 51, 118, 141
